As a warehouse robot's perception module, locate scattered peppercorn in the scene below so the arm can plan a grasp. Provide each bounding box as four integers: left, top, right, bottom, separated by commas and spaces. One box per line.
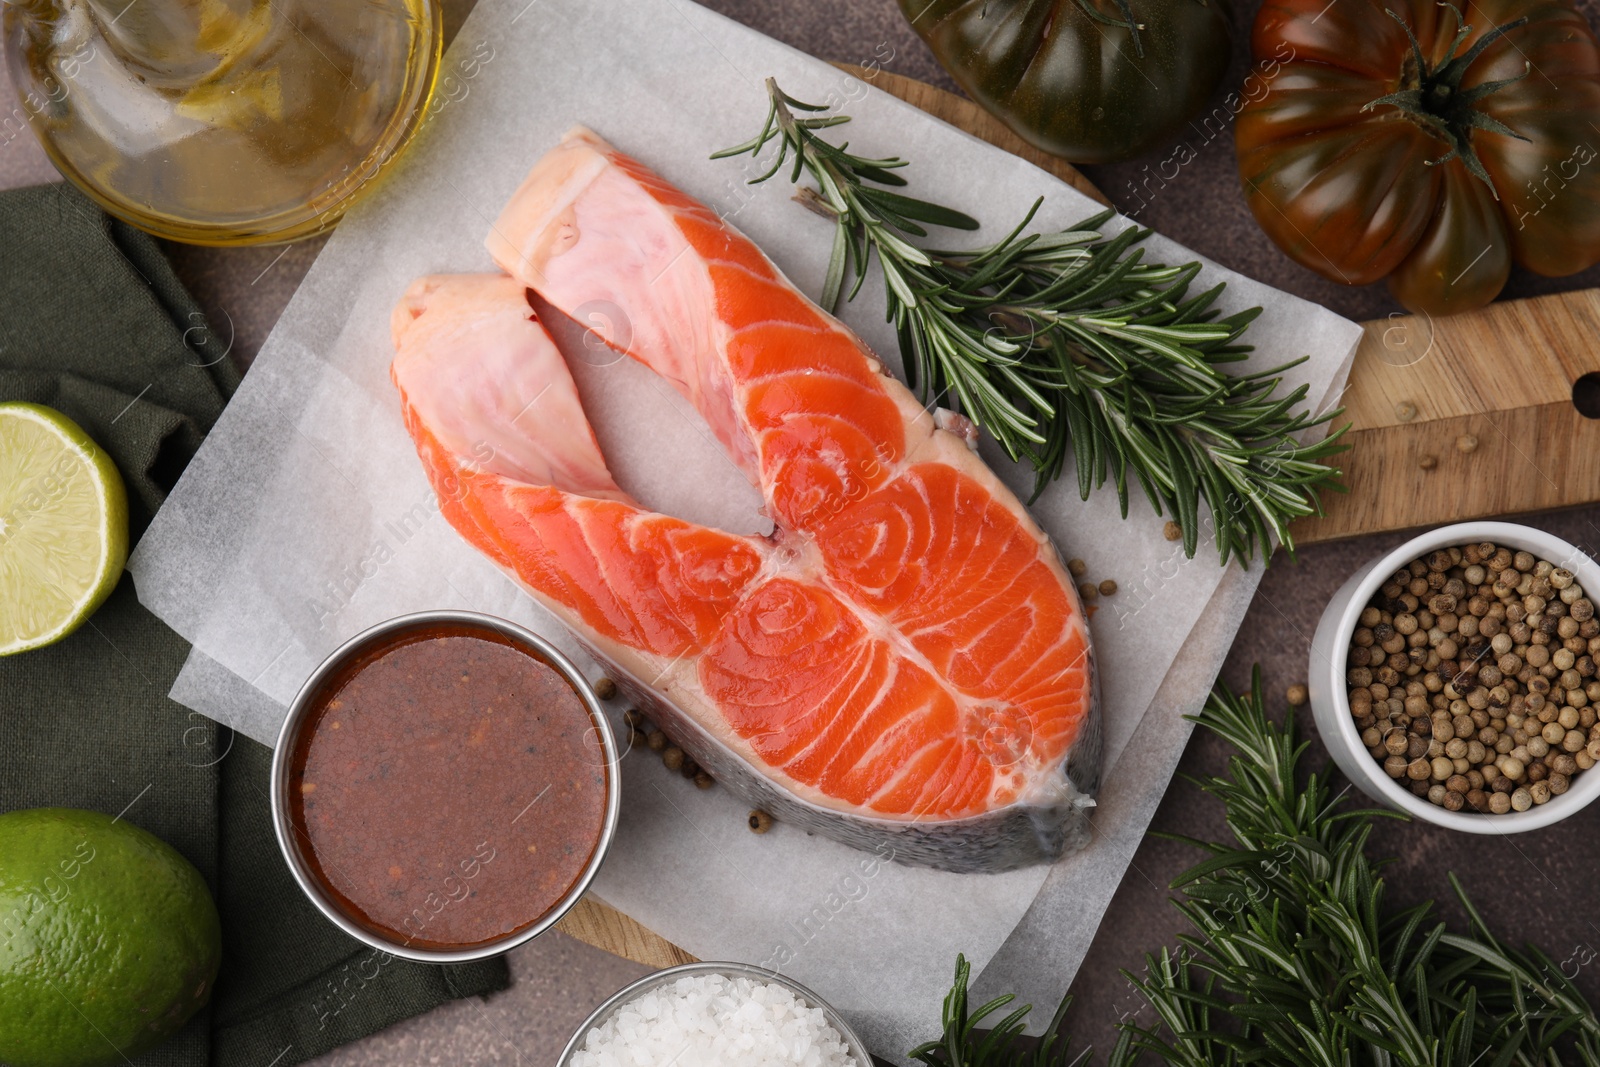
626, 726, 718, 794
1067, 558, 1087, 577
1344, 541, 1593, 815
1078, 582, 1098, 602
1287, 684, 1308, 707
593, 676, 618, 700
1163, 521, 1182, 542
1098, 579, 1118, 597
748, 809, 774, 834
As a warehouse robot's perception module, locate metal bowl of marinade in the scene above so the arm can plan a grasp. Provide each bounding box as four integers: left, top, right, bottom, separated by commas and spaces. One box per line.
270, 610, 621, 962
1310, 522, 1600, 833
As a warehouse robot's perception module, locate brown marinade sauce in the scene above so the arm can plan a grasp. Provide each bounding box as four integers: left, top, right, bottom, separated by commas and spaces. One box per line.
289, 624, 607, 949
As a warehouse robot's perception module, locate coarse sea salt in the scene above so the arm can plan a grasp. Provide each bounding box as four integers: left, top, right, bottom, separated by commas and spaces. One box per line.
569, 972, 861, 1067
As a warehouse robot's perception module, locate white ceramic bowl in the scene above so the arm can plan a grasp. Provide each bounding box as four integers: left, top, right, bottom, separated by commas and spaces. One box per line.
1309, 521, 1600, 833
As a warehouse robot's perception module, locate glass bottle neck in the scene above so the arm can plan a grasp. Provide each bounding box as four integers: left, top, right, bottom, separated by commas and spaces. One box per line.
13, 0, 280, 86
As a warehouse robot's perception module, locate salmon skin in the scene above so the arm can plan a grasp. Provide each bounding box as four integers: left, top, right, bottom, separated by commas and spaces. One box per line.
391, 128, 1099, 871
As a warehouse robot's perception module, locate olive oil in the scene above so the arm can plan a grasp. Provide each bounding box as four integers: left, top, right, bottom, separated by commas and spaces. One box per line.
2, 0, 440, 245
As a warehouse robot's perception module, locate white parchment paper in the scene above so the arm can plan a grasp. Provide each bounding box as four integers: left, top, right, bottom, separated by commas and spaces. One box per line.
127, 0, 1362, 1055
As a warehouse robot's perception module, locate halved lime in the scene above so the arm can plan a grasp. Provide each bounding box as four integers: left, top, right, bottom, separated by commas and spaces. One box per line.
0, 403, 128, 655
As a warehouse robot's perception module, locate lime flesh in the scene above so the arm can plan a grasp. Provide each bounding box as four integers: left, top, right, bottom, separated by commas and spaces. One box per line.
0, 403, 128, 655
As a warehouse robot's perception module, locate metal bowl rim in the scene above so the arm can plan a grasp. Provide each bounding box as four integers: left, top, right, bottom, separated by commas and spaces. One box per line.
555, 960, 874, 1066
269, 608, 621, 964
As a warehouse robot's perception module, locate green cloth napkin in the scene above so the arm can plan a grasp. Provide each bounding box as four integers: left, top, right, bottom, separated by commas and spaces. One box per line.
0, 183, 510, 1066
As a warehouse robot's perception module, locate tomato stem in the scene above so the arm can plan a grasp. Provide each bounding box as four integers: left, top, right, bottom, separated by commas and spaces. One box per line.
1073, 0, 1146, 59
1364, 5, 1531, 196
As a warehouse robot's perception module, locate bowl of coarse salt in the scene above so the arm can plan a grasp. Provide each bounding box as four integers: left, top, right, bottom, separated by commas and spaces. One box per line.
557, 961, 873, 1067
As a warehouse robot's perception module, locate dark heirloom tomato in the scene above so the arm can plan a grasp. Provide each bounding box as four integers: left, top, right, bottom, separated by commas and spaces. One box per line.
1236, 0, 1600, 315
898, 0, 1232, 164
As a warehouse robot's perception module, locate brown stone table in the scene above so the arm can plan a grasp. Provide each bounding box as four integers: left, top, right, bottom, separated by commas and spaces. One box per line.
6, 2, 1600, 1062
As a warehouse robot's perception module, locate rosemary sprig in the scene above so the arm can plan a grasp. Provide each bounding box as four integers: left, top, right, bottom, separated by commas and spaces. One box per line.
714, 80, 1348, 565
913, 672, 1600, 1066
1110, 671, 1600, 1066
909, 955, 1088, 1067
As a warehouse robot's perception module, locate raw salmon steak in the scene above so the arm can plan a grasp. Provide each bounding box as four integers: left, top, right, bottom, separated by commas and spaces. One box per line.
391, 128, 1099, 871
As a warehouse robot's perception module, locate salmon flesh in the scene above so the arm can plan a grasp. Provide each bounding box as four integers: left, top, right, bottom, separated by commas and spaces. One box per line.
391, 128, 1099, 871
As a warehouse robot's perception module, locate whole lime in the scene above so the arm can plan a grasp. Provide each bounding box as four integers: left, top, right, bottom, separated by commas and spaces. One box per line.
0, 808, 222, 1067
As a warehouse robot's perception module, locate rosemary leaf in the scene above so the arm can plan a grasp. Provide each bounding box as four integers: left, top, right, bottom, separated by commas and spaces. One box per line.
715, 79, 1349, 565
909, 671, 1600, 1065
1111, 672, 1600, 1066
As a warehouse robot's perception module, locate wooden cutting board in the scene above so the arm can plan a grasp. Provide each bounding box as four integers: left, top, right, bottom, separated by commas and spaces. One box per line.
554, 66, 1600, 968
1289, 294, 1600, 543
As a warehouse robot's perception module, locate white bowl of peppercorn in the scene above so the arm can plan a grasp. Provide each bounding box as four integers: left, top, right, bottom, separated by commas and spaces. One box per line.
1309, 521, 1600, 833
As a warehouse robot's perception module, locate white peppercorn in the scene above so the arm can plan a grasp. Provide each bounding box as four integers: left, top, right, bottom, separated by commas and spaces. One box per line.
1348, 543, 1593, 813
